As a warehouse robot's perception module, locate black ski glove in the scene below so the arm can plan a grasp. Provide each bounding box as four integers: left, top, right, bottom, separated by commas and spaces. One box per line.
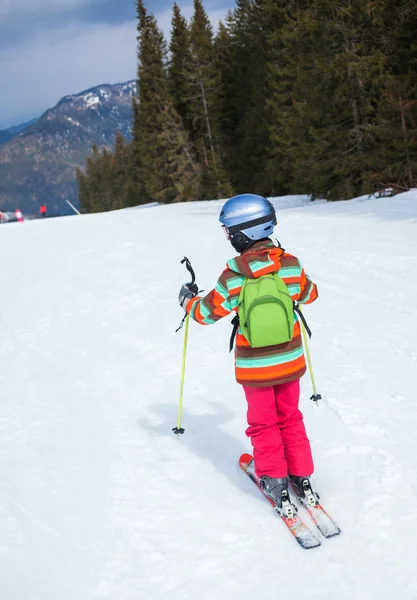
179, 282, 199, 309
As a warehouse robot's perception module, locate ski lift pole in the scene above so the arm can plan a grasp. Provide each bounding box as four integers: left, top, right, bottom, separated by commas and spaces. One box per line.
65, 199, 81, 216
298, 306, 322, 405
173, 257, 196, 436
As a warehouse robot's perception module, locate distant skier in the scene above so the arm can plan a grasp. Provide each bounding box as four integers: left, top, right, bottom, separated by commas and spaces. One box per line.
39, 204, 47, 218
178, 194, 319, 511
0, 212, 3, 224
15, 209, 23, 223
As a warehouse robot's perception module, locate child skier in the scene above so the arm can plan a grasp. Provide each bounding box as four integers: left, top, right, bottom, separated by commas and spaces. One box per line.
178, 194, 319, 513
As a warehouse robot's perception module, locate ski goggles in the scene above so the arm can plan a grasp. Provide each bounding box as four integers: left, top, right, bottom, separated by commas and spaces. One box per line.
221, 225, 231, 240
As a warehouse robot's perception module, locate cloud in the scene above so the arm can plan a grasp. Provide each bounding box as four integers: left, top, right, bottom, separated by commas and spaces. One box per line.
0, 1, 231, 128
0, 0, 103, 18
0, 0, 135, 50
0, 20, 137, 128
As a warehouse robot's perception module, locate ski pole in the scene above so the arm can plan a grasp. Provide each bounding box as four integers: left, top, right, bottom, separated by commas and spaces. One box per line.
173, 257, 196, 436
299, 306, 322, 405
174, 313, 190, 436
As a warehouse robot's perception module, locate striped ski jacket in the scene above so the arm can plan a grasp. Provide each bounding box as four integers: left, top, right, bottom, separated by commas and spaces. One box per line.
186, 240, 318, 387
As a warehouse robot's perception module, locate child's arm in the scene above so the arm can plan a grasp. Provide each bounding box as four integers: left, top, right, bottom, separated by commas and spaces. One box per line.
185, 269, 234, 325
297, 263, 318, 305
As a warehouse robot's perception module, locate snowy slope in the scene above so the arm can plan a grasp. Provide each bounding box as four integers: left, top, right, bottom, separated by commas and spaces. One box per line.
1, 191, 417, 599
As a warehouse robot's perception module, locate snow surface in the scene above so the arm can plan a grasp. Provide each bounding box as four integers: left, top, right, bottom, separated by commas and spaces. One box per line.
84, 93, 100, 108
1, 191, 417, 599
64, 116, 81, 127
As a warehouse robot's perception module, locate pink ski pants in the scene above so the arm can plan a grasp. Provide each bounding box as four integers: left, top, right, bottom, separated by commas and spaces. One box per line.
243, 379, 314, 479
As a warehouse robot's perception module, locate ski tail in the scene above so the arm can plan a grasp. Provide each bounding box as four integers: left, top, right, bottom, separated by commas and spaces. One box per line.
289, 480, 341, 538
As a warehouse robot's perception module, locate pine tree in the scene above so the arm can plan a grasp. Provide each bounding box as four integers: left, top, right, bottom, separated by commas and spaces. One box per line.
265, 0, 391, 200
236, 0, 277, 195
169, 3, 194, 134
214, 17, 237, 181
133, 1, 170, 202
189, 0, 232, 199
95, 148, 115, 211
110, 131, 133, 209
372, 0, 417, 193
158, 103, 201, 202
317, 0, 388, 199
130, 95, 148, 206
265, 0, 315, 196
133, 0, 201, 203
85, 145, 104, 213
217, 1, 275, 195
76, 167, 89, 213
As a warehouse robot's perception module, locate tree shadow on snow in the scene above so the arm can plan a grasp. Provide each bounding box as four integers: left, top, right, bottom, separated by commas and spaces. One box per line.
138, 401, 259, 499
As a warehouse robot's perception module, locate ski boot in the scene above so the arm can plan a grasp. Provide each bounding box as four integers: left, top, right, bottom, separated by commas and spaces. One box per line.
289, 475, 320, 508
259, 476, 297, 518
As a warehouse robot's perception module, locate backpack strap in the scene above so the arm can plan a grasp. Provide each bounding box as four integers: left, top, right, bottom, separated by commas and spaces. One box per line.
229, 314, 240, 352
294, 303, 312, 339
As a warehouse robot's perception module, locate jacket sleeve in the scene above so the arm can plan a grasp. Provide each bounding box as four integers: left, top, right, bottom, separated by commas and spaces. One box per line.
297, 263, 318, 305
185, 269, 234, 325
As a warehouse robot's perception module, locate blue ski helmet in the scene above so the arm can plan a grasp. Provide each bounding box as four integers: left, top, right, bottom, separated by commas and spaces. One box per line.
219, 194, 277, 252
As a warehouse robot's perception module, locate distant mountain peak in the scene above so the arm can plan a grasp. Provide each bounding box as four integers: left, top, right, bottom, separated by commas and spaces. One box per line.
57, 80, 137, 108
0, 80, 137, 215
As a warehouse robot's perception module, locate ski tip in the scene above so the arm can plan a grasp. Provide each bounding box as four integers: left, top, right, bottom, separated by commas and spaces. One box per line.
239, 453, 254, 470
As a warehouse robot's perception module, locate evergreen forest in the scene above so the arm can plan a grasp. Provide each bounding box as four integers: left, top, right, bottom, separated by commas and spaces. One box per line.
77, 0, 417, 212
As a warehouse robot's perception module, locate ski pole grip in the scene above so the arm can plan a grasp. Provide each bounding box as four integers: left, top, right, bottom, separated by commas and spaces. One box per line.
181, 256, 196, 285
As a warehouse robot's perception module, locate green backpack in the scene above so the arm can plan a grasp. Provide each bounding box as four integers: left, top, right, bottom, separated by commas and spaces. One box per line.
237, 273, 295, 348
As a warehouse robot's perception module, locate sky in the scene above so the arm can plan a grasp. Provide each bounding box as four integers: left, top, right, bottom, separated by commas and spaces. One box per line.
0, 0, 234, 129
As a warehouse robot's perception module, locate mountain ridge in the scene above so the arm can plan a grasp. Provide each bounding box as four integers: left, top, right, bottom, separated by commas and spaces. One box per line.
0, 80, 137, 215
0, 119, 38, 145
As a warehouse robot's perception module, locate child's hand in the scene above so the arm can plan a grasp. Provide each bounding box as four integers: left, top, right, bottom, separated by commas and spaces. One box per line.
178, 283, 199, 308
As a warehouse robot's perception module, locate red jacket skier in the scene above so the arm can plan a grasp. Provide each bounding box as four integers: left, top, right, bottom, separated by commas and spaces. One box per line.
178, 194, 319, 513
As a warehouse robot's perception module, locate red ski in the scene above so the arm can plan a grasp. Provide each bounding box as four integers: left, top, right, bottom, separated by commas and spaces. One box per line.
239, 453, 321, 550
289, 482, 341, 539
